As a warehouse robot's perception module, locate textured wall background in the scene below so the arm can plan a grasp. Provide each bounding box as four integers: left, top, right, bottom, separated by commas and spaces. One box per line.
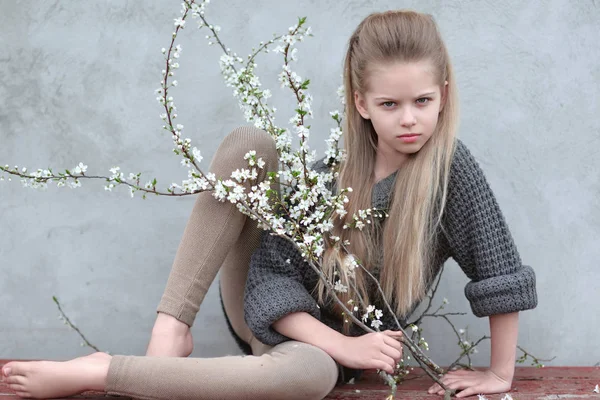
1, 0, 598, 368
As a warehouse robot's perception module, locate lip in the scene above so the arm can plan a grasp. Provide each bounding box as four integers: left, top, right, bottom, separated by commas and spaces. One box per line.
397, 133, 421, 138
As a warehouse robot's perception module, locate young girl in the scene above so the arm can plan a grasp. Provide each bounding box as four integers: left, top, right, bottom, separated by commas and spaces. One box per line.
1, 10, 536, 400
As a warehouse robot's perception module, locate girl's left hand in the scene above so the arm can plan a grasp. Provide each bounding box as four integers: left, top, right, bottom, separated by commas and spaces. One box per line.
427, 368, 512, 398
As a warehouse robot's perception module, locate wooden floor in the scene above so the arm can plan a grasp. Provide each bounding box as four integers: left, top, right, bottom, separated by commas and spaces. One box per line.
1, 360, 598, 399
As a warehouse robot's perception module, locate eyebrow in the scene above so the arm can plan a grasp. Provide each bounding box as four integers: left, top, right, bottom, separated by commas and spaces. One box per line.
374, 92, 436, 100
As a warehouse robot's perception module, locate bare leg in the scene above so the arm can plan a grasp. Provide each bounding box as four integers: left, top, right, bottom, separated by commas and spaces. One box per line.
1, 353, 111, 399
146, 126, 278, 357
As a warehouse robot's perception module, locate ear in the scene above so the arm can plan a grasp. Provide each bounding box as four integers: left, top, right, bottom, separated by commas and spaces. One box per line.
439, 80, 448, 113
354, 91, 371, 119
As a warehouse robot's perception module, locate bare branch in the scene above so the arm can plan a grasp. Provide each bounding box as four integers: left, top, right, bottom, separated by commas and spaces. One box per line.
53, 296, 102, 353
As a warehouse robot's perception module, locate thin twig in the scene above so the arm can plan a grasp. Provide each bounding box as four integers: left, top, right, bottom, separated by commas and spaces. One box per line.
52, 296, 101, 353
413, 268, 445, 327
422, 312, 466, 317
0, 168, 205, 196
447, 335, 489, 371
348, 247, 445, 376
286, 252, 452, 394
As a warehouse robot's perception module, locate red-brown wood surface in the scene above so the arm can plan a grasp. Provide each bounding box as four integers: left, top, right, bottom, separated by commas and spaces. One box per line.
1, 360, 598, 399
326, 366, 600, 399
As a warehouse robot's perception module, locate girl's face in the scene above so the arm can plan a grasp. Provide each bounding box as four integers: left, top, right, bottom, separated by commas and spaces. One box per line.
354, 60, 447, 165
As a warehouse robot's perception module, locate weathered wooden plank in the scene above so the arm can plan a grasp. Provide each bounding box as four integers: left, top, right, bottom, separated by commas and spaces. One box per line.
1, 360, 598, 399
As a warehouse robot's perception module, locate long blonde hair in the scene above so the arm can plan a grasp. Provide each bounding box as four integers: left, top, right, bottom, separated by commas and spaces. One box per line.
318, 10, 459, 321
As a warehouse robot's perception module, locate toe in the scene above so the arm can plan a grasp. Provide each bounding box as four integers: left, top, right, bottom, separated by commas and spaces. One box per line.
10, 362, 29, 376
4, 362, 28, 377
6, 375, 26, 385
8, 383, 24, 392
2, 364, 13, 377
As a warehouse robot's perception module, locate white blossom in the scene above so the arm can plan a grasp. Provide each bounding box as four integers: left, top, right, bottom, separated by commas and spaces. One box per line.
192, 147, 203, 163
73, 163, 87, 174
67, 180, 81, 189
371, 319, 383, 329
337, 84, 345, 105
334, 280, 348, 293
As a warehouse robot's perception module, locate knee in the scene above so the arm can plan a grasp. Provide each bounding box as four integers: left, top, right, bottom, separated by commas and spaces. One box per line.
272, 342, 338, 400
221, 126, 278, 167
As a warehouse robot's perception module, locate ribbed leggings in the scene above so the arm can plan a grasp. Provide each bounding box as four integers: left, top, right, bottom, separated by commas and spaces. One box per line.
104, 126, 339, 400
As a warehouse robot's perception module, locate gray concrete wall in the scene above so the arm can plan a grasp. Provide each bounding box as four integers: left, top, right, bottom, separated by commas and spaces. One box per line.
1, 0, 598, 368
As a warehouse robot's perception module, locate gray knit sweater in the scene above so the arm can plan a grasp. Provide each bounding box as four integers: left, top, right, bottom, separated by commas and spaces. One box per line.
243, 139, 537, 353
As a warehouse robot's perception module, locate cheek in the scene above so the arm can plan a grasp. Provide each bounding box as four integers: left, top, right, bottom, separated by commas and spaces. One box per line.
370, 113, 391, 130
422, 110, 441, 132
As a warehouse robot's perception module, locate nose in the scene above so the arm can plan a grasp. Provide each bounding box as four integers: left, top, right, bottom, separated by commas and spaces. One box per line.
400, 107, 417, 127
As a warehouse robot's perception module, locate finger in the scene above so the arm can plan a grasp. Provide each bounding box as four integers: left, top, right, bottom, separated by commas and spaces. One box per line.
378, 354, 396, 372
383, 329, 403, 337
381, 345, 402, 363
431, 378, 464, 395
428, 375, 448, 393
427, 384, 441, 393
429, 378, 455, 394
382, 335, 403, 352
436, 379, 476, 396
454, 385, 484, 398
370, 359, 395, 375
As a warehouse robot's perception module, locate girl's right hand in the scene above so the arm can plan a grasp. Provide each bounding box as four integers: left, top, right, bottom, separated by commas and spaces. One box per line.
330, 330, 403, 374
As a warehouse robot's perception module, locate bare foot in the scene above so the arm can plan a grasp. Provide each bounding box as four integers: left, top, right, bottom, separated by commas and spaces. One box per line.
0, 352, 111, 399
146, 312, 194, 357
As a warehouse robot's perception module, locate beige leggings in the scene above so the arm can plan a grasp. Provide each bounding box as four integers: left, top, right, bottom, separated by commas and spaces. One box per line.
104, 126, 339, 400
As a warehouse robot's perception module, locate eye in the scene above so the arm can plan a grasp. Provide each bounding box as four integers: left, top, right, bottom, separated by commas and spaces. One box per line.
382, 101, 396, 108
416, 97, 432, 105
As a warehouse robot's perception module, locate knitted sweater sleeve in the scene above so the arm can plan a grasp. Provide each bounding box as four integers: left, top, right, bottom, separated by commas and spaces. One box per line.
443, 140, 538, 317
243, 231, 321, 346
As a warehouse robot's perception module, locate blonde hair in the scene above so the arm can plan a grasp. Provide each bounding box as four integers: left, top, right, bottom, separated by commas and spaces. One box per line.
318, 10, 459, 323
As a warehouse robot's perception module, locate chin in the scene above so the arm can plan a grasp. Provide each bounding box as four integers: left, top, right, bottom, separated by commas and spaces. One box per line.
397, 144, 424, 154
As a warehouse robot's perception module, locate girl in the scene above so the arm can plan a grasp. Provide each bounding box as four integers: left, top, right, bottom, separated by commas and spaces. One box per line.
1, 9, 536, 400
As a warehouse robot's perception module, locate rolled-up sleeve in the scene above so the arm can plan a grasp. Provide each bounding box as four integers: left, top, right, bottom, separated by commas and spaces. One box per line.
244, 231, 321, 345
443, 140, 538, 317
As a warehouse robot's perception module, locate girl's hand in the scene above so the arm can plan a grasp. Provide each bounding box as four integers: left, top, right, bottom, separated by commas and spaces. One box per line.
427, 368, 512, 398
329, 330, 403, 374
